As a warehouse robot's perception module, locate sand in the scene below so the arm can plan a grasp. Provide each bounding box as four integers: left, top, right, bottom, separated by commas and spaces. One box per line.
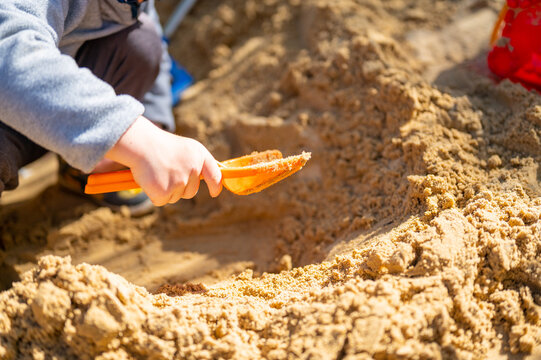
2, 0, 541, 358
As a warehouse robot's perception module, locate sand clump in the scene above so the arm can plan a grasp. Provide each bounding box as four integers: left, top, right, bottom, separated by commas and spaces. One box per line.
3, 0, 541, 358
154, 282, 207, 297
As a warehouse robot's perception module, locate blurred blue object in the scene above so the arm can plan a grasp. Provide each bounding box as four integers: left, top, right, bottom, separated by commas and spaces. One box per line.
170, 59, 193, 106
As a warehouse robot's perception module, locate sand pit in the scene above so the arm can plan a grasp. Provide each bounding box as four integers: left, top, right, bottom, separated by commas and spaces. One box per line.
2, 0, 541, 358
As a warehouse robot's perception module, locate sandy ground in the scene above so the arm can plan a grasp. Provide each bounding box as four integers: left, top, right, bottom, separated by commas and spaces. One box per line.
3, 0, 541, 358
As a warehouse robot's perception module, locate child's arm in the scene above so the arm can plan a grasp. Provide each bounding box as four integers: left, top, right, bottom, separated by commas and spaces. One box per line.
105, 116, 222, 206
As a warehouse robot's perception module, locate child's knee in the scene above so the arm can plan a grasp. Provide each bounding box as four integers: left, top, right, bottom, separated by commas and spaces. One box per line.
0, 123, 46, 193
75, 13, 164, 99
0, 150, 20, 193
128, 13, 163, 84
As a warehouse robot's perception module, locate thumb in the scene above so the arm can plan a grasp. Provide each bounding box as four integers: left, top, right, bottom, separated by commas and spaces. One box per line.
201, 155, 223, 197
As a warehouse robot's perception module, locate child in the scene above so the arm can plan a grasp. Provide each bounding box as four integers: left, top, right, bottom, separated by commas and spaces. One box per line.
0, 0, 222, 214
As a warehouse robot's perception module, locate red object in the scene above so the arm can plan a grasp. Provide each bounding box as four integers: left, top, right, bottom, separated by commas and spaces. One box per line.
487, 1, 541, 91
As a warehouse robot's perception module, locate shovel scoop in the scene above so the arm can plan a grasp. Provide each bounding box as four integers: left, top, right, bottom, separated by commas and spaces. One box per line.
84, 150, 311, 196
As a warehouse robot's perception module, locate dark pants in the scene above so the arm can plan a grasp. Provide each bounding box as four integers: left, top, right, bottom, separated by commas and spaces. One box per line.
0, 13, 163, 194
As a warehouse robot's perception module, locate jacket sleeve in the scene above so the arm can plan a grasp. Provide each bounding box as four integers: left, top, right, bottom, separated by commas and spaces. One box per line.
141, 0, 176, 132
0, 1, 145, 173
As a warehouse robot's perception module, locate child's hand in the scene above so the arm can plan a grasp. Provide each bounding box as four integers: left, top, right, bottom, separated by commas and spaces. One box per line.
105, 116, 222, 206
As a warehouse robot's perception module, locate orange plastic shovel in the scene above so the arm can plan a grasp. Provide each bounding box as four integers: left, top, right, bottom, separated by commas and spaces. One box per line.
84, 150, 311, 196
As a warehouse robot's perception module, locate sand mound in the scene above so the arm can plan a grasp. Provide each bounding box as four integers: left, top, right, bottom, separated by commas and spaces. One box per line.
2, 0, 541, 358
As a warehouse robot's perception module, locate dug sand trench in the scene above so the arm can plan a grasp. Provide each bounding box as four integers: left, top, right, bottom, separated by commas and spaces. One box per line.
2, 0, 541, 358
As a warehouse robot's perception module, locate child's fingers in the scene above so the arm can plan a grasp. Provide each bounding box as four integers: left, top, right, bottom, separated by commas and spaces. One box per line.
201, 156, 223, 198
149, 191, 170, 207
168, 187, 184, 204
139, 172, 177, 207
181, 170, 200, 199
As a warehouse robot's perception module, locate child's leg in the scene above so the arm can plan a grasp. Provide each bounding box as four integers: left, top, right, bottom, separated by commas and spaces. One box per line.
75, 12, 163, 105
74, 12, 166, 174
0, 123, 46, 193
63, 13, 167, 215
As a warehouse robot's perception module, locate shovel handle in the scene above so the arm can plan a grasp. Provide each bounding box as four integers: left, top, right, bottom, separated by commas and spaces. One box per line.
85, 169, 208, 194
84, 164, 262, 194
85, 170, 206, 194
84, 178, 141, 194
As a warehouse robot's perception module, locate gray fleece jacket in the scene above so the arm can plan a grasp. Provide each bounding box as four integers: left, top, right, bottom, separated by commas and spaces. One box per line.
0, 0, 174, 173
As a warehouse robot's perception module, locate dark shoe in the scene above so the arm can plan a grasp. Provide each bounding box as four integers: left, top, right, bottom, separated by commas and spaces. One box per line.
57, 159, 155, 216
